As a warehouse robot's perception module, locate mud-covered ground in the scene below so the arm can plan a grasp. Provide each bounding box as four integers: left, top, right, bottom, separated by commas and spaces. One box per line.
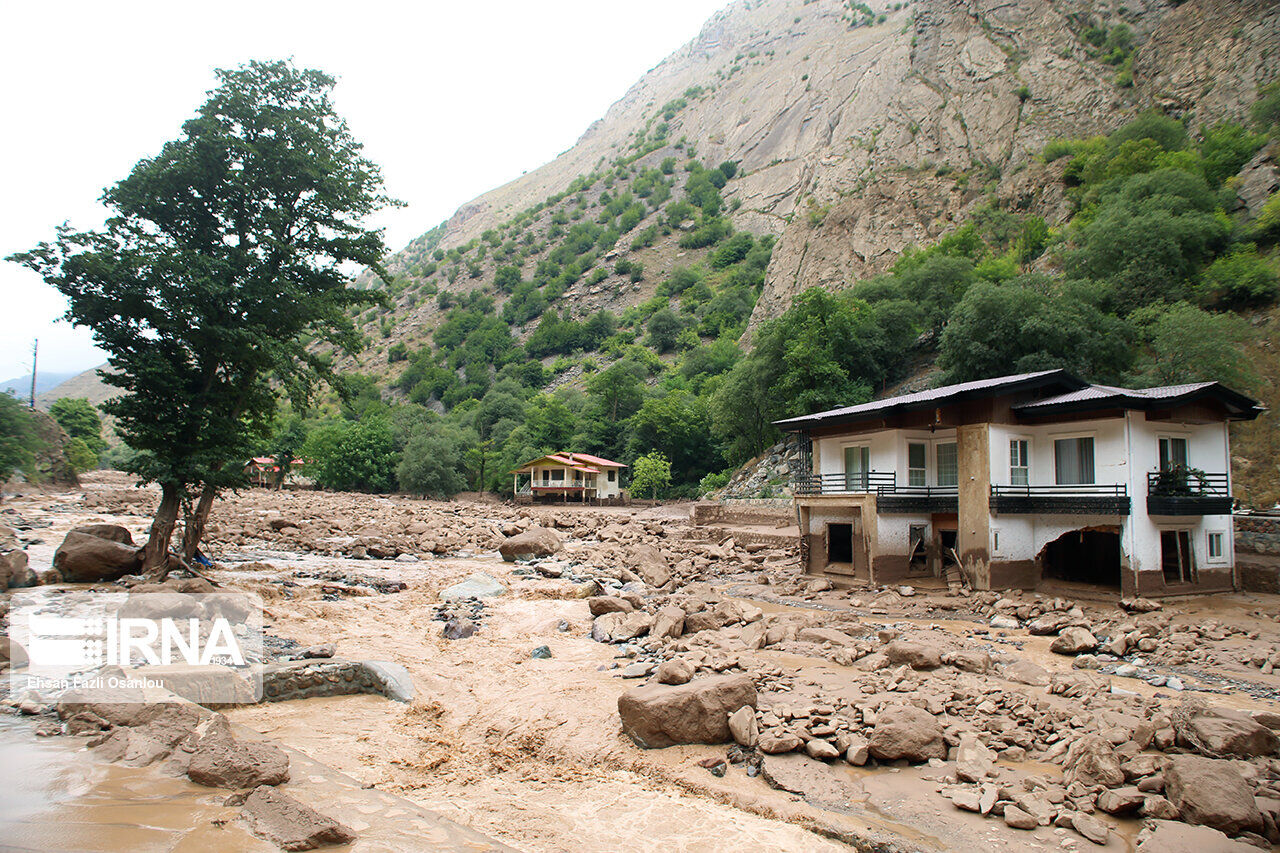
6, 472, 1280, 852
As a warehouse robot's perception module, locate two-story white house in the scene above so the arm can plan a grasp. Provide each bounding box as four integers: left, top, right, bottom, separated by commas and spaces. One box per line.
510, 452, 627, 503
776, 370, 1263, 598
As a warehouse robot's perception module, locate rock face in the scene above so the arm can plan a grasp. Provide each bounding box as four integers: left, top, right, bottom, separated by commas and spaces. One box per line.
867, 705, 946, 762
187, 717, 290, 789
498, 526, 562, 562
617, 675, 757, 749
1164, 755, 1264, 836
240, 785, 357, 851
1173, 702, 1280, 759
52, 526, 143, 583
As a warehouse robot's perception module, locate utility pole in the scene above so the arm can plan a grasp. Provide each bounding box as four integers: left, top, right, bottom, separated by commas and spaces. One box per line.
29, 338, 38, 410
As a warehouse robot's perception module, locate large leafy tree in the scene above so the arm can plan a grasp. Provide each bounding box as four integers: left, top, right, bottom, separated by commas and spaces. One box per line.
9, 60, 394, 572
48, 397, 106, 454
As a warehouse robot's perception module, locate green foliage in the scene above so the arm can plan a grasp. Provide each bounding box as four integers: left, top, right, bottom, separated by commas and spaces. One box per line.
0, 394, 41, 481
1199, 122, 1265, 187
1253, 81, 1280, 136
396, 425, 469, 498
1254, 193, 1280, 241
938, 278, 1132, 383
630, 451, 672, 499
1129, 301, 1258, 391
646, 308, 684, 352
1067, 168, 1229, 312
1195, 246, 1280, 309
48, 397, 106, 454
65, 437, 99, 474
306, 416, 398, 493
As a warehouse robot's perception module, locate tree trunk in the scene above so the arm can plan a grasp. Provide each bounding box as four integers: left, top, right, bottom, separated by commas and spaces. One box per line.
181, 483, 218, 560
142, 483, 182, 575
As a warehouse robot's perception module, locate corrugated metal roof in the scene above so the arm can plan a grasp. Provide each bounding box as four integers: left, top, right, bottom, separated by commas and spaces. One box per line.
774, 369, 1083, 430
564, 452, 627, 468
1015, 380, 1263, 419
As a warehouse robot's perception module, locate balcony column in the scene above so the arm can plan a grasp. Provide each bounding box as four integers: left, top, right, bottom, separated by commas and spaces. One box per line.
957, 423, 991, 589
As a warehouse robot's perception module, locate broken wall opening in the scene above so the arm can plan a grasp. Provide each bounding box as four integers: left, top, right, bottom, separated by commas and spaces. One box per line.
1039, 527, 1122, 587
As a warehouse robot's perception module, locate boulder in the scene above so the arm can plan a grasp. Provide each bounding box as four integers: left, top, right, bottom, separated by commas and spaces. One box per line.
758, 731, 803, 754
187, 716, 290, 789
1050, 626, 1098, 655
588, 596, 633, 616
1136, 819, 1257, 852
883, 640, 942, 670
797, 627, 862, 648
1164, 755, 1264, 836
240, 785, 356, 851
591, 611, 653, 643
728, 705, 758, 747
617, 675, 757, 749
868, 705, 946, 762
1063, 735, 1125, 788
954, 733, 996, 782
806, 739, 840, 760
1003, 805, 1038, 830
1002, 660, 1050, 686
72, 523, 135, 544
1072, 813, 1110, 845
1096, 786, 1145, 815
949, 650, 992, 673
2, 549, 37, 588
655, 659, 693, 685
1173, 702, 1280, 759
497, 526, 562, 562
52, 529, 142, 583
651, 605, 686, 639
630, 544, 672, 587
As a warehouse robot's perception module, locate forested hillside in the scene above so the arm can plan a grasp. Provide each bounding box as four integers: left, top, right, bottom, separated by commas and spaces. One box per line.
55, 0, 1280, 504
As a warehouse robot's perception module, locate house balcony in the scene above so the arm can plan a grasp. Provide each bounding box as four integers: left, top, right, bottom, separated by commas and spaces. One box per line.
1146, 471, 1232, 516
990, 483, 1131, 516
791, 472, 959, 513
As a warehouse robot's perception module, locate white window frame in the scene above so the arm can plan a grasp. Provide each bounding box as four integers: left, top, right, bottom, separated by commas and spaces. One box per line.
1206, 529, 1227, 564
842, 443, 871, 490
991, 527, 1003, 557
1052, 432, 1097, 486
906, 441, 927, 487
1158, 433, 1190, 471
936, 441, 959, 487
1009, 436, 1030, 487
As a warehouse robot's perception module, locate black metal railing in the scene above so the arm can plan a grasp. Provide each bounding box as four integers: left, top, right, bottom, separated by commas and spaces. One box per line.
1147, 470, 1231, 515
791, 471, 897, 495
1147, 470, 1229, 497
991, 482, 1130, 516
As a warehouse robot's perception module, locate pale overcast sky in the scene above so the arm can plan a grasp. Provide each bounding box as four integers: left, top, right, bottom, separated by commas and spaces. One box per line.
0, 0, 728, 380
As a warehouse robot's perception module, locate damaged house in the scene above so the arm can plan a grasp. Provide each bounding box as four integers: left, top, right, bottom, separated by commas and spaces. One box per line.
776, 370, 1263, 598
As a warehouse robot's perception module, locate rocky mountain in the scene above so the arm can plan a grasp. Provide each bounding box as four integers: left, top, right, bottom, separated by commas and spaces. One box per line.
353, 0, 1279, 376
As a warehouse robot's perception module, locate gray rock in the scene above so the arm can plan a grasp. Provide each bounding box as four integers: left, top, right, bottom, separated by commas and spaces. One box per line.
530, 645, 552, 659
239, 785, 356, 851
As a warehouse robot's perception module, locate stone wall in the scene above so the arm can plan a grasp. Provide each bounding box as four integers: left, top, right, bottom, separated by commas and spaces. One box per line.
259, 659, 413, 704
1235, 515, 1280, 593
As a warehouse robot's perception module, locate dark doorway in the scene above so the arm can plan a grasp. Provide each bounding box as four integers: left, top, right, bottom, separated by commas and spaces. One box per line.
828, 523, 853, 563
1041, 528, 1122, 586
1161, 530, 1195, 584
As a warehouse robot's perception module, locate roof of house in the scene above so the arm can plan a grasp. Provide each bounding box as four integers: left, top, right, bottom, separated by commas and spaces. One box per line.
774, 370, 1264, 431
773, 370, 1086, 431
1015, 381, 1264, 420
510, 452, 628, 475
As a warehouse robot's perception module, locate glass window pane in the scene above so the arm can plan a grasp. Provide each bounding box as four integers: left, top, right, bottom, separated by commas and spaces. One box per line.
1055, 437, 1094, 485
1010, 439, 1029, 486
908, 443, 926, 486
937, 443, 958, 486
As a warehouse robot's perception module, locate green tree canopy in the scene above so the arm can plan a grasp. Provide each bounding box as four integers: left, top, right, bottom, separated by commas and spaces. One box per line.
630, 451, 672, 500
9, 60, 394, 569
48, 397, 106, 454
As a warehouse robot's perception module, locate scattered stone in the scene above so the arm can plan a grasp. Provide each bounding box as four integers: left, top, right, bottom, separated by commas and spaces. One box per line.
1063, 735, 1125, 788
588, 596, 633, 616
1003, 805, 1038, 830
758, 731, 803, 754
728, 705, 758, 747
955, 733, 996, 782
805, 739, 839, 760
883, 640, 942, 670
1071, 812, 1110, 845
187, 717, 290, 789
530, 645, 552, 659
441, 618, 477, 640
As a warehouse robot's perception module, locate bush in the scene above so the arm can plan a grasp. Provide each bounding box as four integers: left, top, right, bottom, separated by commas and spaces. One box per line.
397, 426, 468, 498
388, 342, 409, 363
1195, 246, 1280, 309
